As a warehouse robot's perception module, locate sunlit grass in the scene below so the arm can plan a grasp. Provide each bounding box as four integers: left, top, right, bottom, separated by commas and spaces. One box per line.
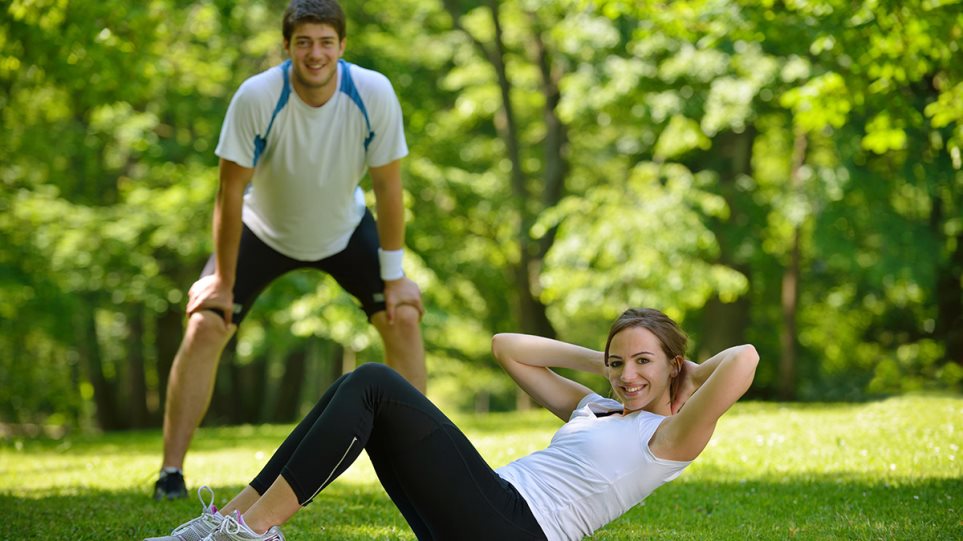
1, 395, 960, 539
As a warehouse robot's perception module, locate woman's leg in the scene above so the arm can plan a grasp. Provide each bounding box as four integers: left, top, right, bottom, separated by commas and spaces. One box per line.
217, 372, 352, 518
344, 365, 544, 540
233, 363, 542, 539
248, 372, 353, 495
219, 486, 259, 517
237, 476, 300, 534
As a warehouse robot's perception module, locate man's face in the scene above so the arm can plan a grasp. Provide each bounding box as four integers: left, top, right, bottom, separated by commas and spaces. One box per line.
285, 22, 345, 96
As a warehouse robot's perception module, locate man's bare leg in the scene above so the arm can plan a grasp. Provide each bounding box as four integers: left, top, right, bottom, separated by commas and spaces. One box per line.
371, 304, 426, 392
155, 311, 235, 499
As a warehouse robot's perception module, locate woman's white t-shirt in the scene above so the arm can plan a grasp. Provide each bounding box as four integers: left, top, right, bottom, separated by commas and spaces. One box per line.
215, 61, 408, 261
496, 393, 691, 541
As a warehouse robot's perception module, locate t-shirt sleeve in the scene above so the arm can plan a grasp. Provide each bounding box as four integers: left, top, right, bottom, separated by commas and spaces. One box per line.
215, 79, 264, 168
364, 73, 408, 168
575, 393, 604, 412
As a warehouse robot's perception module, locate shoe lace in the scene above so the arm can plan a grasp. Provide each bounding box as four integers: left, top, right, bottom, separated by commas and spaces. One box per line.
171, 486, 220, 535
222, 512, 243, 535
214, 512, 284, 541
198, 485, 217, 513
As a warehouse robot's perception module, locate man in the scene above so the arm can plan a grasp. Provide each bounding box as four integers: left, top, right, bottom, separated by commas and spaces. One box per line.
153, 0, 426, 500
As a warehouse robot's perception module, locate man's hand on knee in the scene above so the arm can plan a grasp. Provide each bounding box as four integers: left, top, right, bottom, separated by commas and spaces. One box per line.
188, 309, 237, 339
383, 277, 424, 324
186, 275, 235, 324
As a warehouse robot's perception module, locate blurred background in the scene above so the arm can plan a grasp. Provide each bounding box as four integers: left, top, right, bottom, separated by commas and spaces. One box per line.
2, 0, 961, 435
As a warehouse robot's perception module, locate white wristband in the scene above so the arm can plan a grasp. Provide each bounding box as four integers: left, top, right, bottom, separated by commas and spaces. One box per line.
378, 248, 405, 281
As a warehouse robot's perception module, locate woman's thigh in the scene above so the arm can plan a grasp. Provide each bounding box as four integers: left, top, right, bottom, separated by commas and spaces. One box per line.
362, 380, 544, 540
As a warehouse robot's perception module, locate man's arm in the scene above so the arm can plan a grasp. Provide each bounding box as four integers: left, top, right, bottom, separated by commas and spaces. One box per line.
369, 159, 423, 322
185, 158, 254, 324
370, 159, 405, 251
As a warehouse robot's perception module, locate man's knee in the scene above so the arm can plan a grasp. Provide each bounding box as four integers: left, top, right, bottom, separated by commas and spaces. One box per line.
371, 304, 421, 339
186, 310, 234, 344
390, 304, 421, 330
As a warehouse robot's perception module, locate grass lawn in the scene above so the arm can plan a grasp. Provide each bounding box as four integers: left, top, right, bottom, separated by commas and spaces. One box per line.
2, 395, 961, 540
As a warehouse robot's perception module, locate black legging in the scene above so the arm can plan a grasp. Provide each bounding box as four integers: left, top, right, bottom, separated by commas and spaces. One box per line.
250, 363, 546, 540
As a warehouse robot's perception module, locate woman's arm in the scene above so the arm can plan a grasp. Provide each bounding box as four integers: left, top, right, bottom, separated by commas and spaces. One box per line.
492, 333, 604, 421
650, 344, 758, 461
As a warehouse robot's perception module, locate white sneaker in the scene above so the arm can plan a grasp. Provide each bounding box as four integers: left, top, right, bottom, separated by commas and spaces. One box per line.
144, 486, 224, 541
201, 512, 285, 541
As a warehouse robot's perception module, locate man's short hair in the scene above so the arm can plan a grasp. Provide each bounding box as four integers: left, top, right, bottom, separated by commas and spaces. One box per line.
282, 0, 346, 43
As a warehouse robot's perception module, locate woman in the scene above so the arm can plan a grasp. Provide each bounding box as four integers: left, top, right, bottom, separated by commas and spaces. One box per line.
146, 308, 758, 541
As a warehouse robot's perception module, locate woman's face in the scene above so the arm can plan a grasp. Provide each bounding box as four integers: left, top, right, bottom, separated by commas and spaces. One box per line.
606, 326, 675, 415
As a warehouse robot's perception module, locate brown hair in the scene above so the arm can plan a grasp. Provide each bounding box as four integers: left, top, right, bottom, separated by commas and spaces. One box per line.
282, 0, 346, 43
604, 308, 688, 401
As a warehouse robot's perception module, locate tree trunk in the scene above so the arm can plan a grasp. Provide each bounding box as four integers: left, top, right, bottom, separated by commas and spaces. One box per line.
699, 296, 751, 362
124, 304, 150, 428
342, 346, 357, 373
934, 211, 963, 365
76, 299, 119, 430
779, 229, 801, 399
442, 0, 558, 340
209, 337, 239, 425
154, 307, 183, 425
223, 347, 269, 424
485, 1, 554, 338
299, 339, 345, 415
693, 129, 755, 362
247, 353, 270, 423
443, 1, 561, 409
272, 344, 308, 422
778, 131, 808, 400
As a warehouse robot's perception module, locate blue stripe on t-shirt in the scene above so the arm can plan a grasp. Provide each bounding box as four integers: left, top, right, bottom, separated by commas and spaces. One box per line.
252, 60, 292, 167
252, 59, 374, 166
337, 59, 375, 151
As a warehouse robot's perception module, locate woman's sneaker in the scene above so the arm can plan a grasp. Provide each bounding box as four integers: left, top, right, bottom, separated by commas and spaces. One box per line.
201, 512, 285, 541
144, 486, 223, 541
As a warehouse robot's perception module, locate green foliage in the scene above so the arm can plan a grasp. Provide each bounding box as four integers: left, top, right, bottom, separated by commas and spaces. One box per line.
2, 0, 962, 431
539, 162, 747, 345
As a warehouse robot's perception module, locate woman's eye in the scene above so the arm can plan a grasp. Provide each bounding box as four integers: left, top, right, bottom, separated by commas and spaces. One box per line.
609, 360, 623, 368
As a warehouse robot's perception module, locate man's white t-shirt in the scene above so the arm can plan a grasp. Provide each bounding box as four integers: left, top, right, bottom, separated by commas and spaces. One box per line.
496, 393, 691, 541
215, 60, 408, 261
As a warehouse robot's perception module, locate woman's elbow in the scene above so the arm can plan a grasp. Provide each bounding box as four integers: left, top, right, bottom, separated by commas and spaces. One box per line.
738, 344, 760, 380
491, 333, 510, 365
740, 344, 759, 364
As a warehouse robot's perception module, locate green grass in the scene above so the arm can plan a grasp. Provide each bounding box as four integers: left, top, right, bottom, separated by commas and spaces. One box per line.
2, 395, 961, 540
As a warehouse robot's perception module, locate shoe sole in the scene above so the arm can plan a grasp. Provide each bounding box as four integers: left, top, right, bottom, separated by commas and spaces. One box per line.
154, 488, 188, 501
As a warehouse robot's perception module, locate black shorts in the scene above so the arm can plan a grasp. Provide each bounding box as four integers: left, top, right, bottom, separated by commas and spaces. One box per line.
199, 209, 386, 324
